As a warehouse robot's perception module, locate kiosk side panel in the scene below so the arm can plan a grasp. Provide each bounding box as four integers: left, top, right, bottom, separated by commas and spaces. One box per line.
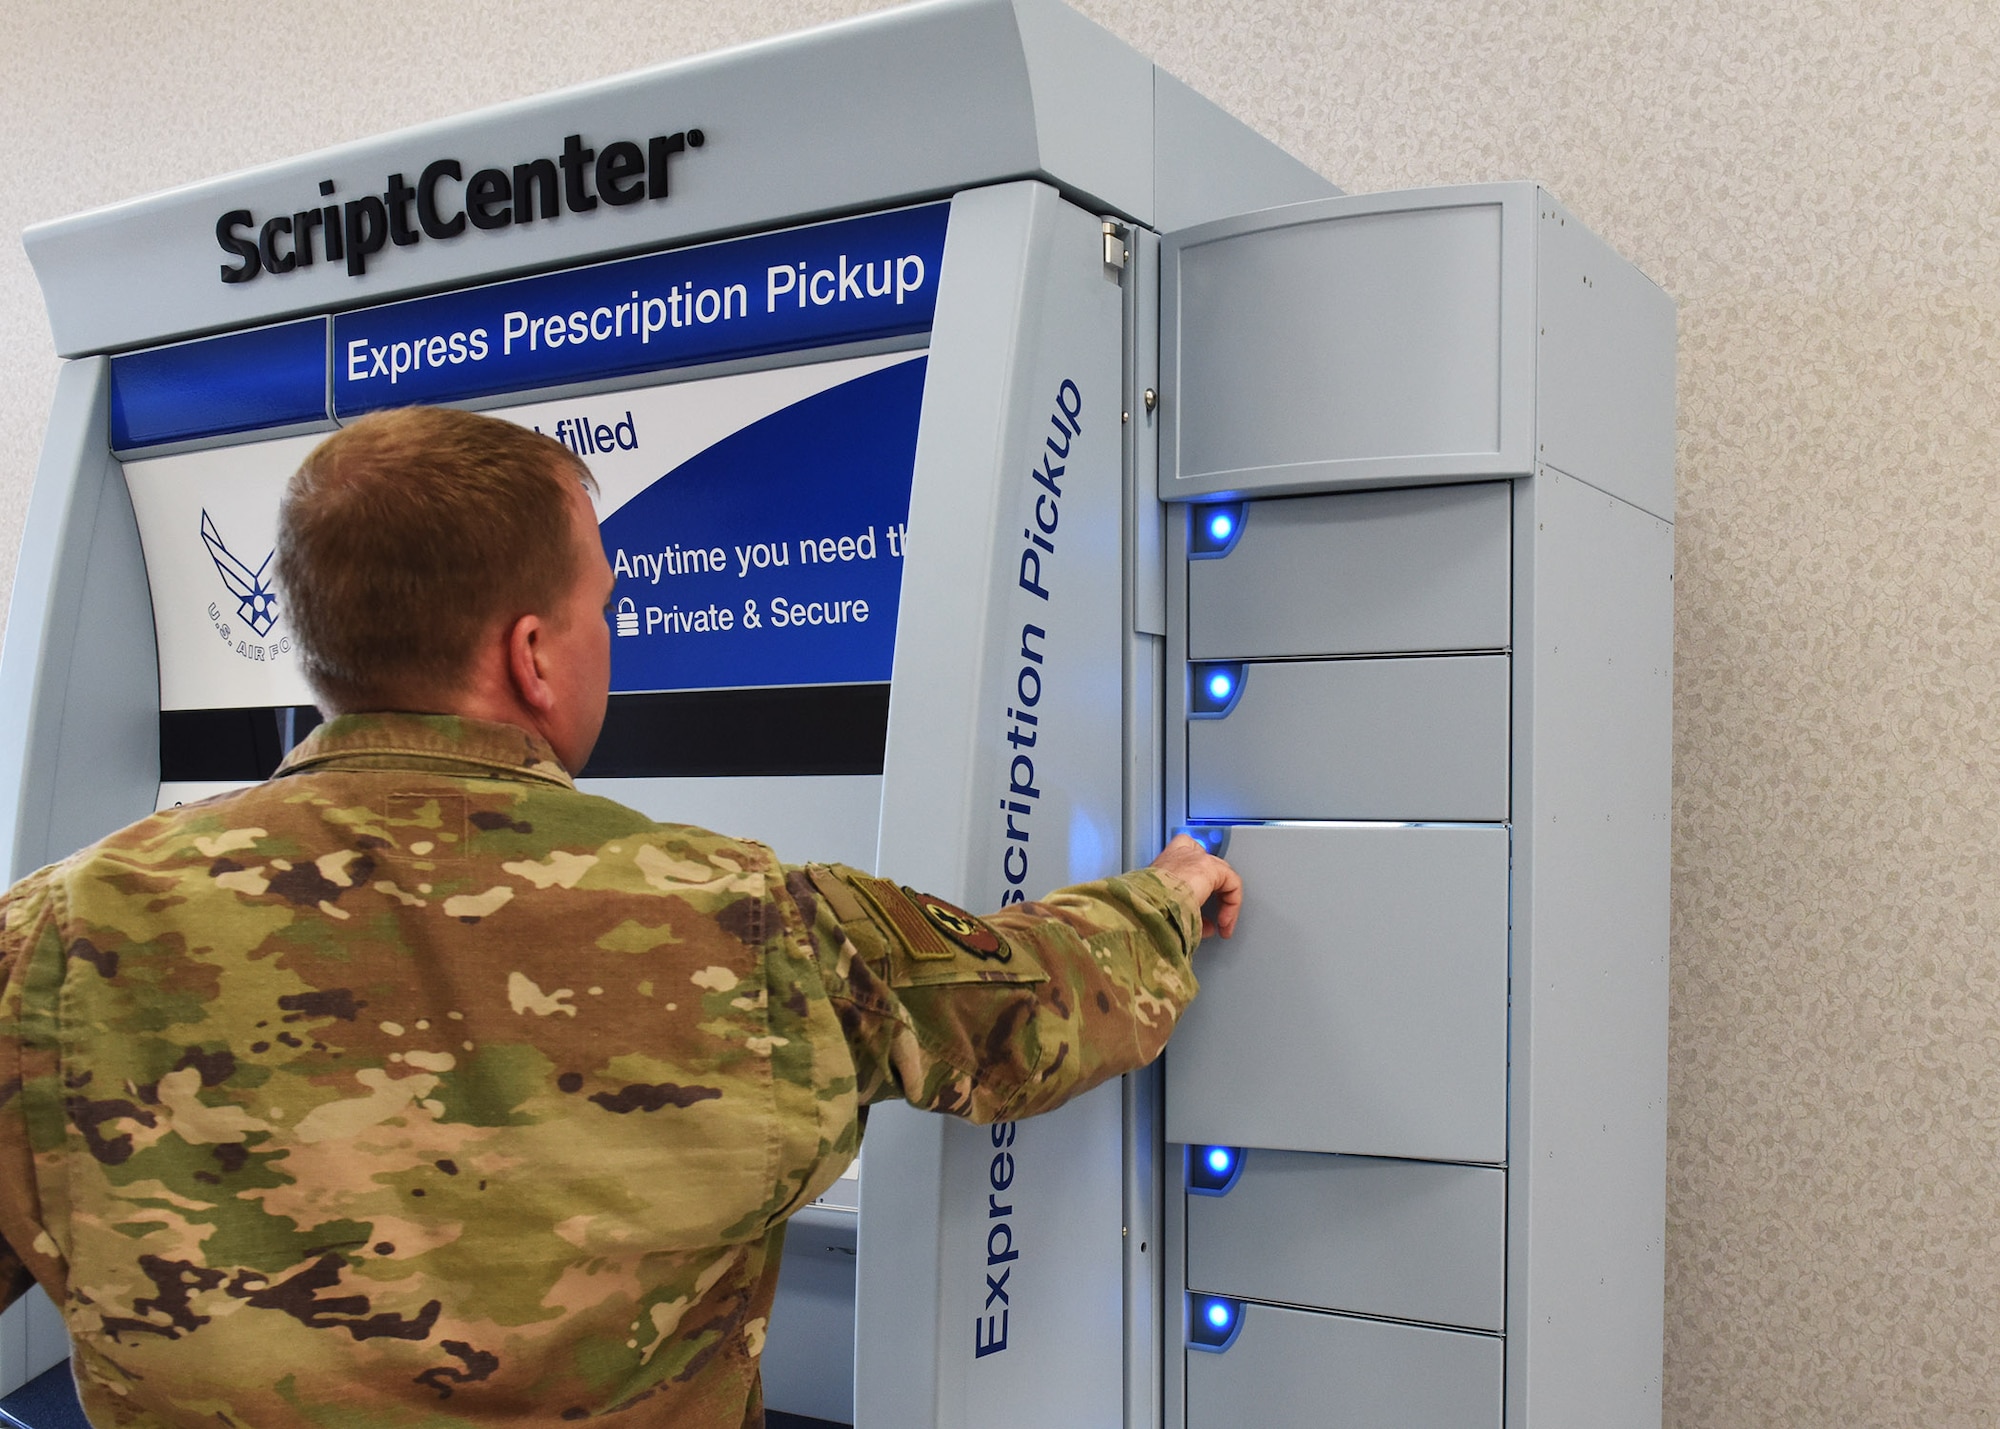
1507, 452, 1674, 1429
858, 179, 1129, 1429
0, 359, 160, 883
0, 359, 160, 1394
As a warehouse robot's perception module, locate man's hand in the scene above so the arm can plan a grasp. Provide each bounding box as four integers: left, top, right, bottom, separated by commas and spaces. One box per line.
1150, 834, 1243, 941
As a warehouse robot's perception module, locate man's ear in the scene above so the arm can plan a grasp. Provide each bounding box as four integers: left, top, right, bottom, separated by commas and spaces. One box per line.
506, 612, 555, 714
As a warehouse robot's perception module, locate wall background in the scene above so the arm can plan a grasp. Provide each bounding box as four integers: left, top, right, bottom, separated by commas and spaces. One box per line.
4, 1, 1996, 1423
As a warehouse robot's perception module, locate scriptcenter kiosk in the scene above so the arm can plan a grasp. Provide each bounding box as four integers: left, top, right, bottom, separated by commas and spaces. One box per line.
5, 1, 1676, 1424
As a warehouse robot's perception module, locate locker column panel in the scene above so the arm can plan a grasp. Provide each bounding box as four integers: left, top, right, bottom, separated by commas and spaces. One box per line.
1158, 183, 1673, 1429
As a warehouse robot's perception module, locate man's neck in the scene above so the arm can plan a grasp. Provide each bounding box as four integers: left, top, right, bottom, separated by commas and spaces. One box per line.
324, 685, 547, 751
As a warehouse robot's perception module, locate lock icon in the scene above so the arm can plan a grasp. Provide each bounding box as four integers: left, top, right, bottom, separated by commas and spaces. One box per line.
614, 596, 639, 637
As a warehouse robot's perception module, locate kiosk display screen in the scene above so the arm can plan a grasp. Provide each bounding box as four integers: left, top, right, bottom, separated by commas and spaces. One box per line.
578, 355, 921, 697
492, 350, 927, 779
129, 349, 927, 793
120, 204, 947, 800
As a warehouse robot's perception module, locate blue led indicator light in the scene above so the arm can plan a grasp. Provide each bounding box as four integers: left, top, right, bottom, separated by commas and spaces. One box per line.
1189, 1294, 1246, 1351
1189, 502, 1246, 559
1188, 1143, 1245, 1195
1190, 663, 1246, 718
1172, 825, 1232, 859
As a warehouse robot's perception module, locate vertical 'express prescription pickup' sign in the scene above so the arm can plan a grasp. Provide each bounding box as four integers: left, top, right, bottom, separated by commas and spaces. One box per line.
332, 202, 949, 414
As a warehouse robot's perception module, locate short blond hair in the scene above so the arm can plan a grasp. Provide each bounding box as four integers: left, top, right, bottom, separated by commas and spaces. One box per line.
276, 407, 595, 711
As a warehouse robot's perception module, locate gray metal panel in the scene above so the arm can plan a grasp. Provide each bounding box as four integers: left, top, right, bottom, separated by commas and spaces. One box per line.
112, 415, 340, 464
1505, 471, 1672, 1427
1186, 656, 1510, 822
1178, 204, 1502, 472
858, 182, 1129, 1429
1188, 483, 1511, 660
1163, 1132, 1190, 1429
765, 1225, 859, 1424
1150, 71, 1338, 233
1012, 0, 1154, 223
573, 774, 882, 870
24, 1, 1308, 359
854, 182, 1056, 1429
0, 1291, 66, 1404
1128, 227, 1167, 640
1186, 1151, 1505, 1332
0, 359, 160, 885
1118, 223, 1168, 1429
29, 1, 1027, 353
1185, 1303, 1501, 1429
0, 361, 158, 1395
1534, 195, 1678, 521
1122, 1066, 1164, 1429
1162, 502, 1194, 845
1164, 824, 1508, 1164
1160, 183, 1540, 501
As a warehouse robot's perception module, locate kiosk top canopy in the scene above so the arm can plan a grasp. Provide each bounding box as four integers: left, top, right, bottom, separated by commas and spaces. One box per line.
26, 0, 1332, 358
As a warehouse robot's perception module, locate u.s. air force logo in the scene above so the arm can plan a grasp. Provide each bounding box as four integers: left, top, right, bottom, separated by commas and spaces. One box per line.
201, 510, 291, 663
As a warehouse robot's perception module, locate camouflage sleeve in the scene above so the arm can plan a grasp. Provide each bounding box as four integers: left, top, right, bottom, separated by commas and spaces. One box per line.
0, 875, 61, 1316
782, 865, 1202, 1124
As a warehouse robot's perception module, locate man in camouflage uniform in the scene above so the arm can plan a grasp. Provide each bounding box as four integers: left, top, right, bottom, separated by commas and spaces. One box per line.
0, 407, 1241, 1426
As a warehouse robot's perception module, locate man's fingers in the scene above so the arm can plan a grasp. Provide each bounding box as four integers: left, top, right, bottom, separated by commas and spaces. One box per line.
1209, 865, 1243, 938
1149, 835, 1243, 942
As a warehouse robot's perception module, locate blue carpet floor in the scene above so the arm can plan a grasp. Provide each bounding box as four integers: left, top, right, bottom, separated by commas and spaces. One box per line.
0, 1363, 847, 1429
0, 1363, 87, 1429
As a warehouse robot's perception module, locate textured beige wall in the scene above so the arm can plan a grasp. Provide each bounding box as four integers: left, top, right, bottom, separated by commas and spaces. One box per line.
5, 1, 1998, 1424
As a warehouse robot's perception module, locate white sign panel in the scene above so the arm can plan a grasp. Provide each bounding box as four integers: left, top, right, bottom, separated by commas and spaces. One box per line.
125, 434, 323, 712
124, 349, 916, 713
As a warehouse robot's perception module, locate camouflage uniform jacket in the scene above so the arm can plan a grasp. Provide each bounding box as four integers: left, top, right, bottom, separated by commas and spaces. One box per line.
0, 713, 1201, 1427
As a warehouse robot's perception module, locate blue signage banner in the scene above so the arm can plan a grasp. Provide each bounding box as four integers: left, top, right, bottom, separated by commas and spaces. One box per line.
110, 318, 329, 451
333, 203, 948, 416
600, 355, 926, 693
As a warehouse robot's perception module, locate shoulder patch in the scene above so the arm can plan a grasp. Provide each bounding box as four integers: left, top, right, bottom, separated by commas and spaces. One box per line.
806, 866, 871, 926
910, 893, 1010, 963
849, 876, 956, 962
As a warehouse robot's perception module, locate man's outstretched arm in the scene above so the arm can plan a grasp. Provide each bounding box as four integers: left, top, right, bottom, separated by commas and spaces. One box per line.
787, 836, 1241, 1125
